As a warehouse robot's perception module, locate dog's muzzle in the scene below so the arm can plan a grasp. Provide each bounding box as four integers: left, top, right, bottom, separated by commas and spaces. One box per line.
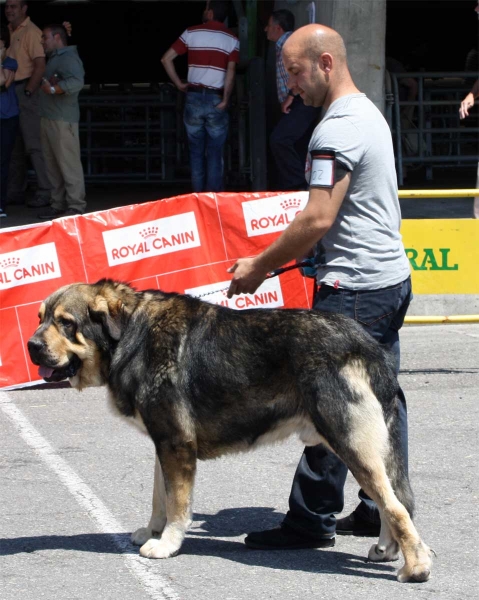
27, 337, 82, 382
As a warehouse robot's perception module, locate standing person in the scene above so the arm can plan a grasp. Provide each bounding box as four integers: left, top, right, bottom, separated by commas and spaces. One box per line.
265, 9, 321, 191
37, 24, 86, 219
4, 0, 51, 208
161, 1, 239, 193
0, 25, 20, 219
227, 24, 412, 550
459, 78, 479, 219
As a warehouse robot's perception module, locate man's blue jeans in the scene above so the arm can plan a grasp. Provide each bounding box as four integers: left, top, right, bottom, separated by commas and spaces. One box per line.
283, 277, 412, 539
183, 91, 229, 193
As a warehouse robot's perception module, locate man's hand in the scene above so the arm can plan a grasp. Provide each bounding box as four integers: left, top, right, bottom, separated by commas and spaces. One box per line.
281, 94, 294, 114
226, 257, 269, 298
40, 80, 53, 95
62, 21, 72, 37
177, 81, 189, 93
459, 92, 474, 119
216, 99, 227, 111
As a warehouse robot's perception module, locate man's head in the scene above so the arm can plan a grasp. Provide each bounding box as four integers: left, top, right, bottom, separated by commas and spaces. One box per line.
203, 1, 229, 24
42, 24, 68, 56
264, 9, 294, 43
5, 0, 28, 29
283, 24, 351, 109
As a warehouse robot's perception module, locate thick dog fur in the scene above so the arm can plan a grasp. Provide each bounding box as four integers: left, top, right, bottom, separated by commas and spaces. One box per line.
28, 279, 432, 582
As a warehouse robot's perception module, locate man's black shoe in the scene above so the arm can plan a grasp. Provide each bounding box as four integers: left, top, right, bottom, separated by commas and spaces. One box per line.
244, 525, 335, 550
336, 512, 380, 537
37, 206, 66, 220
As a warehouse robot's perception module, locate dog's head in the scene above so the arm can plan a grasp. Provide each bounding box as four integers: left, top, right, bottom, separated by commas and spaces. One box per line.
27, 279, 138, 390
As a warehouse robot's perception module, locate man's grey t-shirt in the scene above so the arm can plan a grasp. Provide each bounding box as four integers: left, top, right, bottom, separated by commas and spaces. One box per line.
305, 93, 411, 290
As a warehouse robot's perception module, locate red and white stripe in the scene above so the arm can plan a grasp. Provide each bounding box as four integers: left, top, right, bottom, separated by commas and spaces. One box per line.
172, 23, 239, 90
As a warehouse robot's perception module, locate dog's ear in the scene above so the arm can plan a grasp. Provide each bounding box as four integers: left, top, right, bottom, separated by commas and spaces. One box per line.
88, 296, 124, 341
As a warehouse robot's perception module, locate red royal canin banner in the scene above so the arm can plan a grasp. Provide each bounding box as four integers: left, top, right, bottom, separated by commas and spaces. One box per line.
0, 192, 314, 389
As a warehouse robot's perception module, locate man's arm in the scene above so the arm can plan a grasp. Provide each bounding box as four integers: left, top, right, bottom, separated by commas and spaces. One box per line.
281, 93, 294, 114
227, 174, 351, 298
459, 79, 479, 119
0, 60, 16, 88
216, 60, 236, 110
161, 47, 188, 92
26, 56, 45, 94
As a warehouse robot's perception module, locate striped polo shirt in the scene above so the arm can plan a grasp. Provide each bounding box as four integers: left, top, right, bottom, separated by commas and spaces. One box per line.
172, 20, 240, 90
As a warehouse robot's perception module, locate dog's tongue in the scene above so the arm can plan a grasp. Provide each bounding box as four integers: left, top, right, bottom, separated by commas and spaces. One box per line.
39, 366, 54, 378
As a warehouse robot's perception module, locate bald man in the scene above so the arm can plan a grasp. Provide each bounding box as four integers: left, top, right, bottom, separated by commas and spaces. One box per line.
227, 24, 412, 549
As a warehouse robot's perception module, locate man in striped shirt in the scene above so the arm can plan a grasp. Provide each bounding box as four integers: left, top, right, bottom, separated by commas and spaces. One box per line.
266, 9, 321, 191
161, 1, 239, 193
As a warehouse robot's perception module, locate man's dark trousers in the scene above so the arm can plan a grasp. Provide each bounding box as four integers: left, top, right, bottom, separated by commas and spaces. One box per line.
283, 277, 412, 539
270, 96, 320, 191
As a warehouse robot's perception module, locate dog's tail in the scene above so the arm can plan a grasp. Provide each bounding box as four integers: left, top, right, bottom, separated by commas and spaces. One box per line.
383, 392, 415, 518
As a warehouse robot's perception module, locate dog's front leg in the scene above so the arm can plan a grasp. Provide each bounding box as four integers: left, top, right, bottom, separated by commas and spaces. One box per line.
131, 454, 167, 547
139, 442, 197, 559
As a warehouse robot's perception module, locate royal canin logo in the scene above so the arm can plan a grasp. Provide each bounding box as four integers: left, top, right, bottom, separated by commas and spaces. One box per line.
1, 257, 20, 269
139, 226, 159, 239
185, 278, 284, 310
102, 212, 201, 267
0, 243, 61, 290
242, 192, 309, 237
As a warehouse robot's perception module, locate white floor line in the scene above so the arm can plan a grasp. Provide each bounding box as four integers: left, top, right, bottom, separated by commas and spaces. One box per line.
0, 393, 180, 600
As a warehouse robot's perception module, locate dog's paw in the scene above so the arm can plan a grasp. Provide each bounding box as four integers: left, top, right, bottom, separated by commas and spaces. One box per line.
131, 527, 157, 547
397, 562, 431, 583
396, 544, 433, 583
368, 541, 400, 562
139, 538, 180, 559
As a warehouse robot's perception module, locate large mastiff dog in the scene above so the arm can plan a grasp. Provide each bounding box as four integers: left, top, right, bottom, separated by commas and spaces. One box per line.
27, 279, 432, 582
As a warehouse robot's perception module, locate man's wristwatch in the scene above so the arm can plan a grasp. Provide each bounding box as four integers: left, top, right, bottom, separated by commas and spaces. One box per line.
24, 89, 32, 97
50, 86, 56, 95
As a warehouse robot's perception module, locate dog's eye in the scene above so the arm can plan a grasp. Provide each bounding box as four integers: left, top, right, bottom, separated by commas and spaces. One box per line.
60, 318, 75, 329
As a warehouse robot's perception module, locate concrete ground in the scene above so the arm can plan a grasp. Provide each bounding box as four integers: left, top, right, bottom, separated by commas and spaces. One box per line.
0, 323, 478, 600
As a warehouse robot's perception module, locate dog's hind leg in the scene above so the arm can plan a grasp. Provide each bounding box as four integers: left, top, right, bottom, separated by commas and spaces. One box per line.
131, 454, 167, 547
318, 366, 432, 582
355, 461, 432, 583
138, 442, 197, 559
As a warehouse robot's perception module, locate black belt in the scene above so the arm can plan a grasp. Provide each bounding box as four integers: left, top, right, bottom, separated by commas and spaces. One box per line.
15, 78, 29, 85
188, 86, 223, 96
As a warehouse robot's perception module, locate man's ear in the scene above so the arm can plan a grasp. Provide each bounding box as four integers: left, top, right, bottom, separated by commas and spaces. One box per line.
88, 296, 123, 341
320, 52, 333, 73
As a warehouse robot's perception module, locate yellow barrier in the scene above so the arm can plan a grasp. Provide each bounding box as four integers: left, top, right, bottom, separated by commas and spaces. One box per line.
399, 189, 479, 324
405, 315, 479, 324
399, 189, 478, 198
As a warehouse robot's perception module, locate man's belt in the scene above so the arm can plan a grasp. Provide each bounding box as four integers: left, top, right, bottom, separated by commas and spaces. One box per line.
188, 86, 223, 96
15, 78, 30, 85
